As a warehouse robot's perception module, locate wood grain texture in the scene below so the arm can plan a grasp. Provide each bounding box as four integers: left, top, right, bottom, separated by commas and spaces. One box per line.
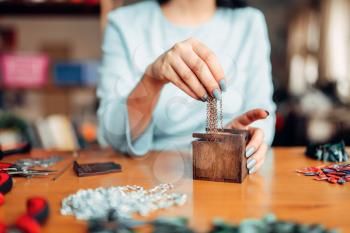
192, 130, 248, 183
1, 148, 350, 233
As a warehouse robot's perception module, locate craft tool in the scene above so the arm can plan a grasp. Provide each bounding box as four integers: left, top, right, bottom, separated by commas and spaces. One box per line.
52, 151, 79, 181
51, 161, 72, 181
15, 155, 63, 169
0, 173, 13, 205
0, 173, 13, 194
3, 197, 50, 233
25, 197, 50, 224
73, 161, 122, 177
0, 162, 56, 177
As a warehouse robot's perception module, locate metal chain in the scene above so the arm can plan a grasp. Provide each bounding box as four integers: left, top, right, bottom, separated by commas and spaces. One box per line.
206, 97, 210, 132
220, 98, 223, 130
61, 184, 187, 220
206, 95, 223, 133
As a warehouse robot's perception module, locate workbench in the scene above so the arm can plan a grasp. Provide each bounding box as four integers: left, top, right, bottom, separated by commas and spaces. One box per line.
2, 148, 350, 232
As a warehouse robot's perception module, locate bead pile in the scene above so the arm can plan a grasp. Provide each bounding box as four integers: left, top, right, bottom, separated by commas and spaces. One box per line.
61, 183, 187, 220
297, 163, 350, 184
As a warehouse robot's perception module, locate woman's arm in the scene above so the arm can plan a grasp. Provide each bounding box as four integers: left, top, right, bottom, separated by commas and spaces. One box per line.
98, 14, 158, 156
126, 73, 164, 141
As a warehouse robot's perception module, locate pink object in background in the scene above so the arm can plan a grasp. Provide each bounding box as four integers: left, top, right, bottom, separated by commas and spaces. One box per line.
0, 53, 49, 88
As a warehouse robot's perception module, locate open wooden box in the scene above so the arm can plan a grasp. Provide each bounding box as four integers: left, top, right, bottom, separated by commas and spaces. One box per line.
192, 129, 249, 183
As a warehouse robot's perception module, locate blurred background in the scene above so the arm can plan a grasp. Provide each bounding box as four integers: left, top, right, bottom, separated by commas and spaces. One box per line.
0, 0, 350, 150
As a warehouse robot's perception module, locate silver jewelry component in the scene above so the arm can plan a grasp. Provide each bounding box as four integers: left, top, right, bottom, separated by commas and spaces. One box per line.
60, 184, 187, 220
206, 96, 223, 134
219, 98, 223, 130
15, 155, 63, 169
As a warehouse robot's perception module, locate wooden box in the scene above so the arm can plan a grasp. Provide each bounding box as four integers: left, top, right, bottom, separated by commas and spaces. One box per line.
192, 129, 249, 183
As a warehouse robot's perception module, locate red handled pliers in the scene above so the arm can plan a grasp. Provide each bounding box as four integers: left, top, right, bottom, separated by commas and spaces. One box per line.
0, 196, 49, 233
0, 162, 56, 177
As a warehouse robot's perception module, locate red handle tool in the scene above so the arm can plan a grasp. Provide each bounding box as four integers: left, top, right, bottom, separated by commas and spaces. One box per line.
0, 163, 20, 172
26, 197, 50, 224
15, 197, 50, 233
0, 173, 13, 205
0, 173, 13, 195
0, 174, 48, 233
0, 162, 56, 177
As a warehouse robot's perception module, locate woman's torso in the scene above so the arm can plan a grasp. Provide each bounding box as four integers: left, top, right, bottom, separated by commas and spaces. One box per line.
109, 1, 265, 150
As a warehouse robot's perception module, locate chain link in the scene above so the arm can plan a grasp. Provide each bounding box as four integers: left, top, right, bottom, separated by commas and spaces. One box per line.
220, 98, 223, 130
206, 95, 223, 133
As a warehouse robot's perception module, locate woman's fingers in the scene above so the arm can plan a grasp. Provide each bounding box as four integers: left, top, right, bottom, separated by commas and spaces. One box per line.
189, 38, 226, 91
168, 51, 208, 101
173, 39, 223, 100
228, 109, 269, 129
164, 62, 199, 100
181, 49, 221, 99
246, 142, 268, 174
244, 127, 266, 175
245, 127, 264, 158
154, 38, 226, 101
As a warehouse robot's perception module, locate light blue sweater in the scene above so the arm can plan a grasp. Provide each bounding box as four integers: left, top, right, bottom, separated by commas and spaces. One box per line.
97, 1, 276, 156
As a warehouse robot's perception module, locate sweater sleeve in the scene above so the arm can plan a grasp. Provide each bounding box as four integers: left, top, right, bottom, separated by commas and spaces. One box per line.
97, 13, 154, 156
242, 9, 276, 145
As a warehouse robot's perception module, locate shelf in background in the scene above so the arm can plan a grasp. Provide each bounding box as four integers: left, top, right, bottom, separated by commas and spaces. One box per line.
0, 85, 96, 92
0, 2, 100, 16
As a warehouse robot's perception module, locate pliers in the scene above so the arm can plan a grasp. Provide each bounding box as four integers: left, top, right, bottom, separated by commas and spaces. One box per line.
0, 170, 50, 233
0, 195, 50, 233
0, 162, 56, 177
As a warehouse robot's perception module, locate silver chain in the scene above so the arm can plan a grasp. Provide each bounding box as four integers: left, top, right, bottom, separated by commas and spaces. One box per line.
60, 184, 187, 220
220, 98, 223, 130
206, 96, 223, 133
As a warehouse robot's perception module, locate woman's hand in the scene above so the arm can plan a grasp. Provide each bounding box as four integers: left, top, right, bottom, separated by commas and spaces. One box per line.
145, 37, 226, 101
226, 109, 270, 175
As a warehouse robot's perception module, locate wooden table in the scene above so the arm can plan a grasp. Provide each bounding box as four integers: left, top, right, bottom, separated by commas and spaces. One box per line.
1, 147, 350, 232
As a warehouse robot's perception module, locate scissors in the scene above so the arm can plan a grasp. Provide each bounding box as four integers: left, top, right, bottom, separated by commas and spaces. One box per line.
0, 162, 56, 177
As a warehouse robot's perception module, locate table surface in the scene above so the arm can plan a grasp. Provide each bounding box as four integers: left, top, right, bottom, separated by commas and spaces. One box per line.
1, 147, 350, 233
